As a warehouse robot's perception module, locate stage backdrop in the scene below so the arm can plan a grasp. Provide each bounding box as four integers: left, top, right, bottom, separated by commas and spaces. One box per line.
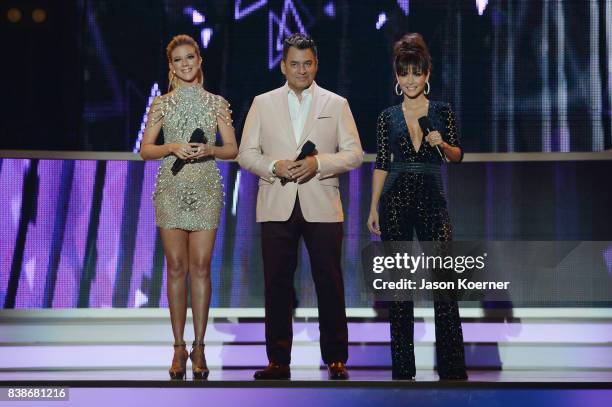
2, 0, 611, 152
1, 157, 612, 309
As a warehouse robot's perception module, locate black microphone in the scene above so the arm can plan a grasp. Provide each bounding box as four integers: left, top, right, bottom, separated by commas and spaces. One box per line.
280, 141, 317, 185
296, 141, 316, 161
171, 128, 207, 175
418, 116, 445, 160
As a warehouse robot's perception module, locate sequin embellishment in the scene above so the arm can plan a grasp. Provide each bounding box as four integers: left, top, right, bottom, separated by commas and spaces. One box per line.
146, 86, 233, 231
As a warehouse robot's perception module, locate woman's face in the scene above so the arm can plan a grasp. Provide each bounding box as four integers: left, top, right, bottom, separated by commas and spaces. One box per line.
396, 66, 429, 98
169, 44, 202, 85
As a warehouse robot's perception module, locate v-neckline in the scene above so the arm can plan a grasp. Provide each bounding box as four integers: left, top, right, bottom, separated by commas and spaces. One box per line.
401, 101, 431, 154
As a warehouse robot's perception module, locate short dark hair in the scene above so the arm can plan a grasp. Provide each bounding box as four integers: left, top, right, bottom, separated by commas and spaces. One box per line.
393, 33, 432, 76
282, 33, 318, 61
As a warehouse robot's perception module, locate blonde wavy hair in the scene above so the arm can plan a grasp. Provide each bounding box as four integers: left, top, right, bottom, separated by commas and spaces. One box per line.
166, 34, 203, 91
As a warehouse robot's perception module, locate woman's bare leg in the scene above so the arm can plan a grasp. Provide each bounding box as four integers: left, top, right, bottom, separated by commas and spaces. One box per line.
160, 228, 190, 344
188, 229, 217, 343
187, 229, 216, 377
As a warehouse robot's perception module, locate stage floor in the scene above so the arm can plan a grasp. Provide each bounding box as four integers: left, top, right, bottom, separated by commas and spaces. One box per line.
1, 369, 611, 407
1, 369, 611, 386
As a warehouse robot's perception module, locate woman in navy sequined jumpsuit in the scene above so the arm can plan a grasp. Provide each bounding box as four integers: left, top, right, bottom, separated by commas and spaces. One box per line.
367, 33, 467, 380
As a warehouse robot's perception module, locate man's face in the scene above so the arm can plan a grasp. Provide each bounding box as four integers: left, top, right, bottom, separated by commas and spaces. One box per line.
281, 47, 318, 93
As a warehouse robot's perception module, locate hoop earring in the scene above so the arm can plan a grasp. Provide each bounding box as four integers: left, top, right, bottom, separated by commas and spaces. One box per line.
424, 81, 430, 95
395, 82, 403, 96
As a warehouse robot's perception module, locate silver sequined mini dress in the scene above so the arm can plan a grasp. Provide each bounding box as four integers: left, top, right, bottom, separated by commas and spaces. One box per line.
146, 86, 233, 231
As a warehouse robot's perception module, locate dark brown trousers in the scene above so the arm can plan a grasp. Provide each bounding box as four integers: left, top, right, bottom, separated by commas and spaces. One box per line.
261, 197, 348, 365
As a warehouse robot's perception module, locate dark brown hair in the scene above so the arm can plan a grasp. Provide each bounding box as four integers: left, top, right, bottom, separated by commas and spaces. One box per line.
282, 33, 318, 61
393, 33, 432, 76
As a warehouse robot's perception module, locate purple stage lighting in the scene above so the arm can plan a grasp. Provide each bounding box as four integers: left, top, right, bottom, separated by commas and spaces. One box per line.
235, 0, 268, 20
476, 0, 489, 15
268, 0, 308, 69
192, 10, 205, 24
201, 28, 213, 48
324, 2, 335, 18
133, 83, 161, 153
375, 12, 387, 30
397, 0, 409, 16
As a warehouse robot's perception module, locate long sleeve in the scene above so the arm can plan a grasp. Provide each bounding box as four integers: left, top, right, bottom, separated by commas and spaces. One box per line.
375, 110, 391, 171
316, 99, 364, 177
442, 103, 464, 162
237, 97, 276, 181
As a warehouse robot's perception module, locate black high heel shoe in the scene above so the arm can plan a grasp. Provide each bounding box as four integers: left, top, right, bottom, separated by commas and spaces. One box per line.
190, 340, 210, 380
169, 342, 188, 380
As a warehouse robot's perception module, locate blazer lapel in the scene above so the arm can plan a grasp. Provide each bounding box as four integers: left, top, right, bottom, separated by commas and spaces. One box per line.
297, 83, 330, 147
272, 86, 298, 148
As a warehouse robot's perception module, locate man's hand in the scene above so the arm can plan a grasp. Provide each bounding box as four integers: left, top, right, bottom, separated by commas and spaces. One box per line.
288, 156, 318, 184
274, 160, 296, 180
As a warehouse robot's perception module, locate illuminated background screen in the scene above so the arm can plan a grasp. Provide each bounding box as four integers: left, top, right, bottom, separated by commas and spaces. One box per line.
1, 0, 612, 308
2, 159, 611, 308
2, 0, 611, 152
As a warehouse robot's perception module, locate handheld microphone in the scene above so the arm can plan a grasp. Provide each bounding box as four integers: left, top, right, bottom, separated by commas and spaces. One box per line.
418, 116, 445, 160
295, 141, 316, 160
171, 128, 207, 175
281, 141, 318, 185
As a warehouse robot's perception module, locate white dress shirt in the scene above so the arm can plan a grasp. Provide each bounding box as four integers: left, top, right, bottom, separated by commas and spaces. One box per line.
288, 84, 312, 143
269, 82, 320, 176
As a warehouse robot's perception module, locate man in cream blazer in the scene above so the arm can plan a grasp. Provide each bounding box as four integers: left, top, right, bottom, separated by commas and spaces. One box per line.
238, 33, 363, 380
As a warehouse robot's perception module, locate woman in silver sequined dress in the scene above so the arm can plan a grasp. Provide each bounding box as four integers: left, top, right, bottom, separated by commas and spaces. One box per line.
140, 35, 237, 380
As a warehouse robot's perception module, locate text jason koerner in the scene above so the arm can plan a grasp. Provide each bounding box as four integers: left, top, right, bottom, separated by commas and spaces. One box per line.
373, 279, 510, 290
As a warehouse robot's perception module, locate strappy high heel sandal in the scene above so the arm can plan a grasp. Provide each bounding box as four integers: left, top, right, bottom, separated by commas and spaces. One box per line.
190, 340, 210, 380
169, 342, 188, 380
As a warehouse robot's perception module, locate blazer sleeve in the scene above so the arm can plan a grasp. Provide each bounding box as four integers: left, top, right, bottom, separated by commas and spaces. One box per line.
316, 98, 364, 177
237, 97, 277, 181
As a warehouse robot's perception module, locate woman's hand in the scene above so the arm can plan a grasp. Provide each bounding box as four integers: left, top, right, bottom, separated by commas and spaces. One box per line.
168, 143, 200, 160
425, 130, 444, 147
187, 143, 215, 161
367, 209, 381, 236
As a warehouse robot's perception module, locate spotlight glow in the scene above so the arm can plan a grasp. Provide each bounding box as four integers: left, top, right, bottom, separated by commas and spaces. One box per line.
231, 170, 241, 216
324, 2, 335, 18
476, 0, 489, 16
397, 0, 409, 16
7, 8, 22, 23
375, 12, 387, 30
32, 8, 47, 23
192, 10, 205, 24
201, 28, 213, 48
